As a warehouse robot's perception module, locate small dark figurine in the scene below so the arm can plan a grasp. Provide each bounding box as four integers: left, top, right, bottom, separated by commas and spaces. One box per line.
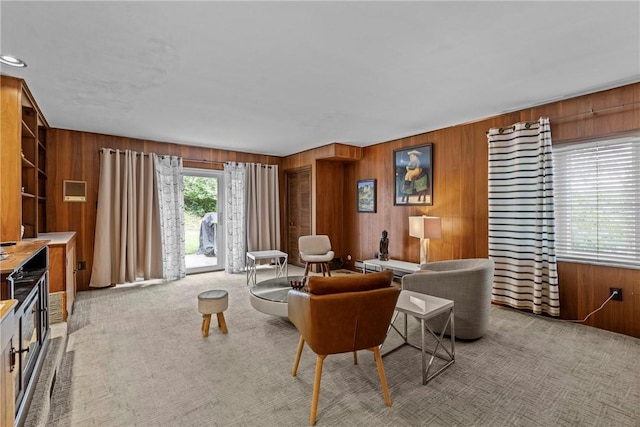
290, 278, 306, 290
379, 230, 389, 261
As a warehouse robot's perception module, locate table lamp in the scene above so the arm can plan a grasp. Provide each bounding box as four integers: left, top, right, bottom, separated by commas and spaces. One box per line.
409, 216, 442, 264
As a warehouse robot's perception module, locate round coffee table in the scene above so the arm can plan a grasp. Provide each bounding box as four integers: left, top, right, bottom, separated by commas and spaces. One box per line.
249, 275, 305, 317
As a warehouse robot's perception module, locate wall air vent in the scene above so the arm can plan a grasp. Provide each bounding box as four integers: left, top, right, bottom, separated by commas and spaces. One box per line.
63, 180, 87, 202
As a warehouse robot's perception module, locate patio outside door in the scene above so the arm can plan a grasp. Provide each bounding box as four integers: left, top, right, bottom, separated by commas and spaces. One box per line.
183, 168, 224, 274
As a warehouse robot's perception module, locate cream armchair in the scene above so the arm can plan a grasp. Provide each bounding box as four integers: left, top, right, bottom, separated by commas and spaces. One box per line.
401, 258, 495, 340
299, 235, 334, 277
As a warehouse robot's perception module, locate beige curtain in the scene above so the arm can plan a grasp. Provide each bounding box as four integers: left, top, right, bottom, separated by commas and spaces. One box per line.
245, 163, 280, 252
89, 149, 163, 288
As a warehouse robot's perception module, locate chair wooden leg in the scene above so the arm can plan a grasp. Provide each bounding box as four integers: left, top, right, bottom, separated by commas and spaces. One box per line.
371, 347, 392, 407
310, 355, 326, 426
325, 263, 331, 277
201, 314, 211, 337
292, 336, 305, 377
304, 263, 311, 277
353, 351, 358, 365
216, 312, 228, 334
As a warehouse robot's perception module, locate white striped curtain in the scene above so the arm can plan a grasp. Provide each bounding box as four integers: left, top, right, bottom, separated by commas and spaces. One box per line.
487, 118, 559, 316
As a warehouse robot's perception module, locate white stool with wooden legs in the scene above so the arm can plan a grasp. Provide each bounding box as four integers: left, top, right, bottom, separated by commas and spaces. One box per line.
197, 290, 229, 336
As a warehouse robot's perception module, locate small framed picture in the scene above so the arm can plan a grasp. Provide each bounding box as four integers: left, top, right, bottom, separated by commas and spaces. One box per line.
357, 179, 376, 213
393, 143, 433, 206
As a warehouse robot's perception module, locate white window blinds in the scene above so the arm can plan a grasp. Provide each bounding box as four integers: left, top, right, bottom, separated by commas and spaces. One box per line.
554, 135, 640, 269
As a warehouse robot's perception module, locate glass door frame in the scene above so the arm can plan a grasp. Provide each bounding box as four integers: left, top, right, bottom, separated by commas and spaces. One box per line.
183, 167, 225, 274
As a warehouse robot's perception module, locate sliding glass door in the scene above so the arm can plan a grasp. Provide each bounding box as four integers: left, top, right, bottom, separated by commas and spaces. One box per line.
183, 168, 224, 274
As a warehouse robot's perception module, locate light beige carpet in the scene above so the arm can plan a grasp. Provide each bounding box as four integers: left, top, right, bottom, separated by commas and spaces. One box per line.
47, 265, 640, 426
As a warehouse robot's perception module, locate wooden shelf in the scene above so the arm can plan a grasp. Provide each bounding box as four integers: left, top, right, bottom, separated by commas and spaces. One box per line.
1, 76, 48, 242
21, 82, 47, 238
21, 156, 35, 169
21, 121, 36, 138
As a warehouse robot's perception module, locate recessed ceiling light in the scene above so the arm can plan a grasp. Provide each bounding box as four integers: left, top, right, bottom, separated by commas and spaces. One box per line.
0, 55, 27, 68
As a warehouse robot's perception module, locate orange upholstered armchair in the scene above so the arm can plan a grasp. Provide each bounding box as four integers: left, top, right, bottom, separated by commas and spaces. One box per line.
288, 270, 400, 425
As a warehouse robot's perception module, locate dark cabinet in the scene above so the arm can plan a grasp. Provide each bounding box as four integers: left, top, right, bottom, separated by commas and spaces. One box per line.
0, 241, 49, 427
11, 270, 48, 413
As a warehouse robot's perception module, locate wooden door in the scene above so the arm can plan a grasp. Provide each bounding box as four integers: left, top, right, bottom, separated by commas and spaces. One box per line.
286, 167, 311, 266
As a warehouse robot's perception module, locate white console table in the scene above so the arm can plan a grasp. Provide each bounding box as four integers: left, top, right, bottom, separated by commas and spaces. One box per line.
361, 258, 421, 278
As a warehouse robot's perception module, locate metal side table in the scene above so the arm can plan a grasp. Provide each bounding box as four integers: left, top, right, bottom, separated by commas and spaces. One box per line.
246, 250, 288, 286
382, 290, 455, 385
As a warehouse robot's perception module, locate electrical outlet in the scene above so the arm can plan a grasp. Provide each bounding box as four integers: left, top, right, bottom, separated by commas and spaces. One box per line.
77, 260, 87, 271
610, 287, 622, 301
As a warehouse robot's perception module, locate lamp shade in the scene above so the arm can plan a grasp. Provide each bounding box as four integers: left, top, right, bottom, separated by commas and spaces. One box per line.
409, 216, 442, 239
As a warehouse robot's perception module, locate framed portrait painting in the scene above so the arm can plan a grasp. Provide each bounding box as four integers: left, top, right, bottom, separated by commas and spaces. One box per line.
393, 144, 433, 206
357, 179, 376, 213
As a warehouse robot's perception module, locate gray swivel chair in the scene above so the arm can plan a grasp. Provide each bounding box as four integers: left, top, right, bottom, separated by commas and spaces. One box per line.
401, 258, 495, 340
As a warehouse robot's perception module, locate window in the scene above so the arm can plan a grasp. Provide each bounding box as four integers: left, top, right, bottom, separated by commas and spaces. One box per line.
554, 135, 640, 269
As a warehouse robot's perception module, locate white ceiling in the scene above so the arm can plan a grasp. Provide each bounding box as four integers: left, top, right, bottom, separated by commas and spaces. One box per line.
1, 1, 639, 156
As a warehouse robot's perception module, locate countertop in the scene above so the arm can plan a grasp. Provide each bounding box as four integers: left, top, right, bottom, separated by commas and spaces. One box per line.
27, 231, 76, 246
0, 240, 49, 275
1, 299, 17, 350
0, 299, 17, 322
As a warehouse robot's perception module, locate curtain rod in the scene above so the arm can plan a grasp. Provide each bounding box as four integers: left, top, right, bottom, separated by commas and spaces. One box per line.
99, 149, 274, 167
553, 102, 639, 122
182, 157, 224, 165
99, 148, 164, 157
179, 158, 274, 168
486, 102, 639, 135
99, 150, 222, 163
492, 121, 537, 135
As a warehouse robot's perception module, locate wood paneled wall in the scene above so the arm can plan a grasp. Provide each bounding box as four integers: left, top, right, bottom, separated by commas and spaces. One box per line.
558, 262, 640, 338
279, 143, 361, 262
315, 160, 347, 259
46, 129, 279, 291
342, 82, 640, 337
